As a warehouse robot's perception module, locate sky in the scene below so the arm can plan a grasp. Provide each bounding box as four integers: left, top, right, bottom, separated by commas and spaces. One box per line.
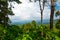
9, 0, 60, 23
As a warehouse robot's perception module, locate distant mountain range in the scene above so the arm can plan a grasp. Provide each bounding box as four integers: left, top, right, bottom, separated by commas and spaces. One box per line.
9, 19, 58, 25
10, 19, 50, 25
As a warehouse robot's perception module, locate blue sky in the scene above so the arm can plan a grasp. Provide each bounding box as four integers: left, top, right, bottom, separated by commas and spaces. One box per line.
9, 0, 60, 22
55, 2, 60, 10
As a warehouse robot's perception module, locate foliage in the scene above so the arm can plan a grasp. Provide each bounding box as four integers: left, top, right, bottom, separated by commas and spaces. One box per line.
0, 21, 60, 40
0, 0, 60, 40
0, 0, 21, 27
55, 11, 60, 17
8, 0, 22, 4
55, 19, 60, 29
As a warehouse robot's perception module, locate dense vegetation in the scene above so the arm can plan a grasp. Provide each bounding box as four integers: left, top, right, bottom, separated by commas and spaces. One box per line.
0, 0, 60, 40
0, 20, 60, 40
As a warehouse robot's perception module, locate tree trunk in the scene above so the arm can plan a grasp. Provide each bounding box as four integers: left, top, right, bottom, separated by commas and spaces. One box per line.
50, 0, 54, 30
39, 0, 43, 25
41, 10, 43, 25
4, 0, 8, 28
4, 16, 6, 28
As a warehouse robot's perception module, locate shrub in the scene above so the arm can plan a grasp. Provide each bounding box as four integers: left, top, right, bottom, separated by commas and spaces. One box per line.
55, 19, 60, 29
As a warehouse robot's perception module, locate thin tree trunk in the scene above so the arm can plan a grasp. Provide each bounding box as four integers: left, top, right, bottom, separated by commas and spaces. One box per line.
39, 0, 43, 38
4, 0, 8, 28
39, 0, 43, 25
4, 16, 6, 28
50, 0, 54, 30
41, 10, 43, 25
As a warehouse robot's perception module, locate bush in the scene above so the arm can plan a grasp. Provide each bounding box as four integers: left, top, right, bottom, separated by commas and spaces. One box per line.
55, 19, 60, 29
0, 21, 59, 40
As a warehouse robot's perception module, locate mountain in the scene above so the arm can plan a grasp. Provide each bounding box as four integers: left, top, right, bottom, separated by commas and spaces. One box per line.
36, 19, 50, 24
10, 19, 50, 25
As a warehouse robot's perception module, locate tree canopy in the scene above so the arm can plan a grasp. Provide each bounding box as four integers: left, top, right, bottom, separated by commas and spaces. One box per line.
0, 0, 22, 28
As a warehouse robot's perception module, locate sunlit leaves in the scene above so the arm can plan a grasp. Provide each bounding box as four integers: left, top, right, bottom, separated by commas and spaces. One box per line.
0, 20, 60, 40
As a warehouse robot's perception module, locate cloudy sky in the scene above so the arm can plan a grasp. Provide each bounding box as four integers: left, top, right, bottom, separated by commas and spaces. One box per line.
9, 0, 60, 22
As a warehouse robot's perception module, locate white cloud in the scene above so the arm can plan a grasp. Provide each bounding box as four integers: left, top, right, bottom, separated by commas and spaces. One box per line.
9, 0, 51, 22
43, 7, 50, 19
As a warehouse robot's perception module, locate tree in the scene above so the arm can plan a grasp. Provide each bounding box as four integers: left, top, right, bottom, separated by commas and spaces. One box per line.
0, 0, 9, 28
39, 0, 47, 25
29, 0, 47, 25
29, 0, 47, 38
50, 0, 54, 30
0, 0, 21, 28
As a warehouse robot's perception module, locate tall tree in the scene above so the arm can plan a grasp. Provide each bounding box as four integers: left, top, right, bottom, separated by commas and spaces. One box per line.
29, 0, 47, 25
29, 0, 47, 38
50, 0, 54, 30
0, 0, 13, 28
39, 0, 47, 25
0, 0, 21, 28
